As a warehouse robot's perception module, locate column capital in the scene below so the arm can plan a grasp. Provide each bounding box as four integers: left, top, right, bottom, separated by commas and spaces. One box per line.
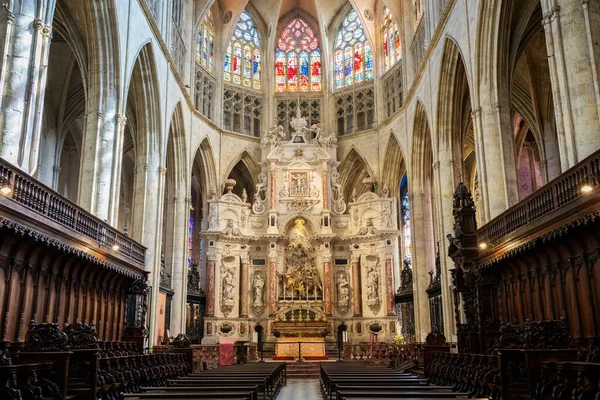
471, 107, 482, 119
116, 114, 128, 127
158, 166, 167, 175
5, 11, 14, 23
33, 19, 44, 31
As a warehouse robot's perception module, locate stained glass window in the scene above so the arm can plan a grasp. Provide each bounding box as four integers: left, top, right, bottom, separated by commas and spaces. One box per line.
382, 7, 401, 72
334, 9, 373, 89
400, 176, 412, 262
224, 10, 261, 90
196, 10, 215, 75
188, 216, 194, 267
275, 18, 321, 92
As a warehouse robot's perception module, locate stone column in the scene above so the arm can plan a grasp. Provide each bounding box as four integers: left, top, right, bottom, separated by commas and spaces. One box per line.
0, 2, 55, 173
410, 191, 432, 341
206, 253, 216, 316
385, 253, 395, 315
323, 252, 332, 315
542, 1, 600, 164
471, 104, 519, 221
268, 252, 278, 316
351, 254, 362, 316
167, 195, 188, 336
432, 154, 458, 341
240, 254, 250, 318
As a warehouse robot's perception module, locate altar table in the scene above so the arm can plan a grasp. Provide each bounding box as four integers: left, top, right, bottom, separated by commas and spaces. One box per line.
274, 337, 326, 360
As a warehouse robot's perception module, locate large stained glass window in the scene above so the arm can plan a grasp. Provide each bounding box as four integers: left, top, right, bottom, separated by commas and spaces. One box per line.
275, 18, 321, 92
196, 10, 215, 74
224, 10, 261, 90
334, 9, 373, 89
400, 176, 412, 262
382, 7, 401, 72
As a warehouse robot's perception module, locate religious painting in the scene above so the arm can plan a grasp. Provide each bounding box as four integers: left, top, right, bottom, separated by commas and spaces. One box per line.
289, 172, 309, 197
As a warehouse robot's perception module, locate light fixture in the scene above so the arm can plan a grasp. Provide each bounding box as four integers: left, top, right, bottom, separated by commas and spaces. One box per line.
112, 244, 120, 251
581, 184, 594, 194
479, 242, 488, 250
581, 174, 599, 194
0, 185, 11, 195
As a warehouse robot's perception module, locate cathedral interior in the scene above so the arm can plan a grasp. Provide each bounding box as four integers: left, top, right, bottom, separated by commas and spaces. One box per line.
0, 0, 600, 398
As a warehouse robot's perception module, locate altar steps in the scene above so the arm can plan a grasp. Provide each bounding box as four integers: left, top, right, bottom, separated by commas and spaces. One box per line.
285, 362, 322, 379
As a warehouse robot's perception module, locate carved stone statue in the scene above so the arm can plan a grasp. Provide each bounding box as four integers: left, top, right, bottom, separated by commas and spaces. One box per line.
381, 204, 392, 228
252, 273, 265, 308
208, 205, 218, 230
252, 172, 267, 214
220, 265, 235, 317
262, 124, 286, 147
282, 219, 323, 299
336, 272, 350, 313
330, 169, 347, 215
223, 219, 242, 236
366, 262, 381, 313
358, 218, 377, 235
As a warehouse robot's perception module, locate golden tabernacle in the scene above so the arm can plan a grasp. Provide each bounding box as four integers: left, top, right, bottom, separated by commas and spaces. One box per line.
274, 337, 326, 360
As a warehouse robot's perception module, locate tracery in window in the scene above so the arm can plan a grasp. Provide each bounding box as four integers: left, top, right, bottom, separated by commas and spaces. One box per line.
275, 17, 321, 92
224, 10, 261, 90
334, 9, 373, 89
382, 7, 401, 72
196, 10, 214, 74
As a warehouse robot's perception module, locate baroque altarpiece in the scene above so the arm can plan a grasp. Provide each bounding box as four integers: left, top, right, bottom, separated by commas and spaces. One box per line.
201, 110, 400, 345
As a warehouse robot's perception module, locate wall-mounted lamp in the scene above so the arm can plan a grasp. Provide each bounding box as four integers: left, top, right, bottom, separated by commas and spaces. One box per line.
112, 244, 120, 251
581, 174, 599, 194
479, 242, 488, 250
0, 184, 11, 195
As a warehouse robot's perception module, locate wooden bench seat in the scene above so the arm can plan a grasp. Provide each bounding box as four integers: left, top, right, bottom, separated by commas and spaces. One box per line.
124, 386, 258, 400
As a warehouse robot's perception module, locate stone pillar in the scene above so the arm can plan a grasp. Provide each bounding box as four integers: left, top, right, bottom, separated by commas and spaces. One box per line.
410, 191, 432, 341
542, 1, 600, 164
351, 254, 362, 316
323, 252, 332, 315
268, 252, 278, 316
167, 195, 188, 336
0, 2, 55, 174
385, 253, 395, 315
432, 154, 458, 341
471, 104, 519, 221
240, 254, 250, 318
206, 253, 216, 316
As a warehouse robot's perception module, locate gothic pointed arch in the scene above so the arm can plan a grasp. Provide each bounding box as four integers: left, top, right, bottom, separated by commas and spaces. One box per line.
411, 100, 434, 192
380, 131, 406, 193
339, 147, 375, 203
223, 150, 260, 200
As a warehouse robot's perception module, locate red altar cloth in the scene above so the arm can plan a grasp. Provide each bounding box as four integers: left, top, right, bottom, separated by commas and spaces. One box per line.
219, 340, 235, 366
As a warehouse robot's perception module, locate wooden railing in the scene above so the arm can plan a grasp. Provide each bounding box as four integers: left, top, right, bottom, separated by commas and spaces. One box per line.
0, 157, 146, 265
477, 149, 600, 247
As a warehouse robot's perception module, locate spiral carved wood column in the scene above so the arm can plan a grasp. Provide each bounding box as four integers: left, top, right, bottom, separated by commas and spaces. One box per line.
240, 255, 250, 317
323, 255, 332, 315
206, 254, 216, 316
269, 253, 278, 316
351, 254, 361, 316
385, 254, 395, 315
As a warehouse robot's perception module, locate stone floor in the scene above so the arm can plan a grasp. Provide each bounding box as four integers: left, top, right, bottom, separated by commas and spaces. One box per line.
277, 378, 321, 399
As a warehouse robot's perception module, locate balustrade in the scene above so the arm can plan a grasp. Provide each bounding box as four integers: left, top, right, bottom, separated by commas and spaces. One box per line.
477, 148, 600, 248
0, 157, 146, 265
